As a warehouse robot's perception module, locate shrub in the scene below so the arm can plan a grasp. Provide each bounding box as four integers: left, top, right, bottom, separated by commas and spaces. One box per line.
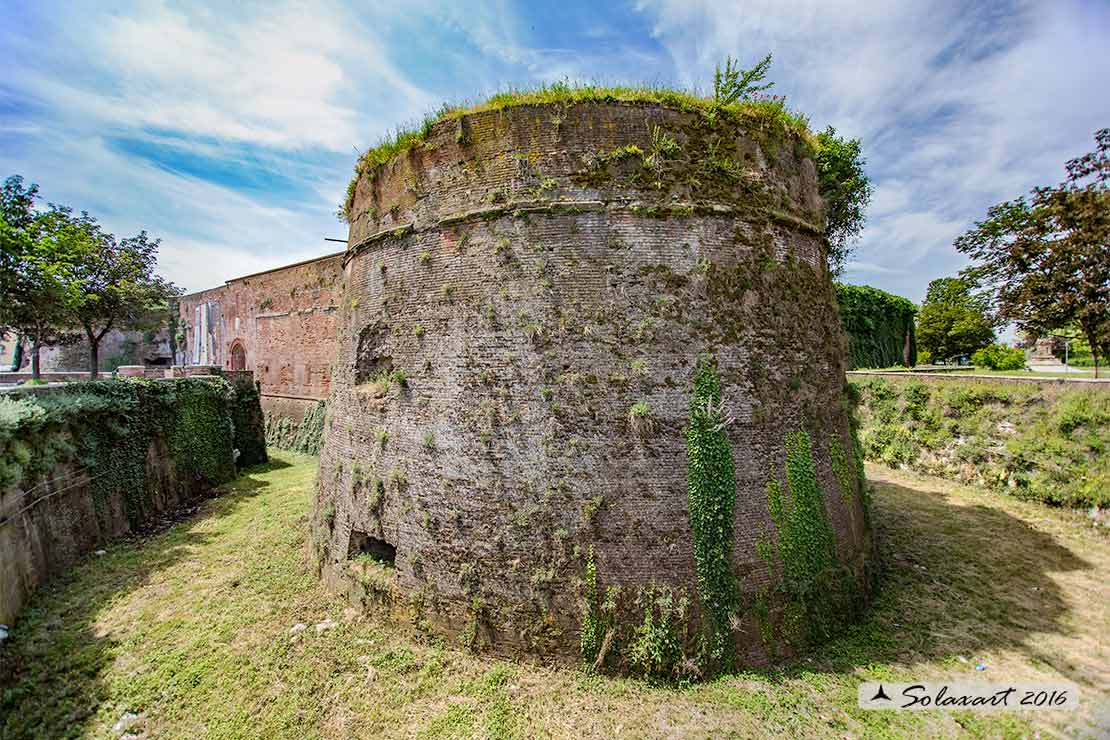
971, 344, 1026, 371
627, 588, 685, 678
852, 377, 1108, 508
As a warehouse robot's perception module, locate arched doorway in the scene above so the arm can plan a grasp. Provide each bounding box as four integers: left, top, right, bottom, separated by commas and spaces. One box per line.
230, 342, 246, 371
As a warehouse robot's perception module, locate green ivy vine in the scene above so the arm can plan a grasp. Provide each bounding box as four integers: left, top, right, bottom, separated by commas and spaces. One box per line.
265, 400, 326, 454
0, 378, 245, 528
685, 355, 739, 671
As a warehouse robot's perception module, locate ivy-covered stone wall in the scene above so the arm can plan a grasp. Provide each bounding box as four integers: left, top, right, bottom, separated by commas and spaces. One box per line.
314, 101, 874, 674
264, 398, 327, 455
0, 376, 259, 623
835, 283, 917, 369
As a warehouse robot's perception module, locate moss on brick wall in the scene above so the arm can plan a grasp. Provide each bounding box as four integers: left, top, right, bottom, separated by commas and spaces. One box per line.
853, 376, 1109, 507
0, 378, 239, 526
265, 400, 326, 455
319, 99, 872, 672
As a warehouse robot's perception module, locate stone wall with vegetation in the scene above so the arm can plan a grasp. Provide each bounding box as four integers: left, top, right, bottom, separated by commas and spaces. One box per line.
314, 100, 874, 674
264, 397, 326, 455
0, 376, 264, 623
835, 283, 917, 369
852, 374, 1109, 508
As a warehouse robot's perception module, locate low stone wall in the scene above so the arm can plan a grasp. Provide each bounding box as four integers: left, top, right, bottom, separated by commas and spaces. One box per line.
848, 370, 1108, 387
0, 376, 265, 623
0, 366, 223, 386
0, 371, 112, 384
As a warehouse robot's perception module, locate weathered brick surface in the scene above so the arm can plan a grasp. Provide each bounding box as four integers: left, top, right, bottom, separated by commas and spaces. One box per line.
315, 102, 872, 663
178, 254, 344, 411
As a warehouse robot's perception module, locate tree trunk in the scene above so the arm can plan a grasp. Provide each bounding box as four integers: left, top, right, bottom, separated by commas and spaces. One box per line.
1080, 322, 1100, 379
10, 334, 23, 372
30, 336, 41, 381
89, 341, 100, 379
86, 328, 100, 380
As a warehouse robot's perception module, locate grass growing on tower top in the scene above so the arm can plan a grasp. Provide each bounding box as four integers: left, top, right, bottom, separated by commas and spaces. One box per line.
341, 79, 814, 220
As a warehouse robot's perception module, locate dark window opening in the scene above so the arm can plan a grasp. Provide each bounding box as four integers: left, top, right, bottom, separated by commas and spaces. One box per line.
348, 530, 396, 566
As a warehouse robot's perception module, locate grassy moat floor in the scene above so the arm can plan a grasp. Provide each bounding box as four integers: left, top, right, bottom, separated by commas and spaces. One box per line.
1, 452, 1107, 739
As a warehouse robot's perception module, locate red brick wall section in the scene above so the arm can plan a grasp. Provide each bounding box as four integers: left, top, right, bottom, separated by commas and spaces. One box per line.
178, 254, 344, 404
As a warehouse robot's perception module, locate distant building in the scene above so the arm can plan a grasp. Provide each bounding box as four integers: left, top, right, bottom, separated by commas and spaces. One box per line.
178, 252, 344, 423
0, 329, 172, 373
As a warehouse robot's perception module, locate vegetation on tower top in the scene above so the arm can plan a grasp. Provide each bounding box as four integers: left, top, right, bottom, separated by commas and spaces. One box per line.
339, 54, 873, 275
342, 82, 812, 215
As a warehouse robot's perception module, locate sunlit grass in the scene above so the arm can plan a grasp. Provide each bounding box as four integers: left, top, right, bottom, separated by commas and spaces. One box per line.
1, 453, 1106, 738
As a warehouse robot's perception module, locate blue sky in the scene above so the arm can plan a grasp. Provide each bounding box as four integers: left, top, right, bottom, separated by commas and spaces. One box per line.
2, 0, 1108, 299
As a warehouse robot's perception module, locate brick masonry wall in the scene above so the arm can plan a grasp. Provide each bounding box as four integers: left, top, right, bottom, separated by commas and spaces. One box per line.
179, 254, 344, 413
314, 102, 873, 664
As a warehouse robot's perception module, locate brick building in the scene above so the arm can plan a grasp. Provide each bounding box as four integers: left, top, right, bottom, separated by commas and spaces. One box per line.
178, 252, 344, 423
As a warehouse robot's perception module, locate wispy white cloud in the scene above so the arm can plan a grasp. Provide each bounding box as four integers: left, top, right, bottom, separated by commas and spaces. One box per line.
2, 0, 1106, 304
0, 0, 439, 291
634, 0, 1110, 302
8, 1, 435, 152
1, 119, 334, 294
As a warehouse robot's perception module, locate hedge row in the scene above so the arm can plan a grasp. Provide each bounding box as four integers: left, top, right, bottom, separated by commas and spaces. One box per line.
0, 376, 265, 525
835, 283, 917, 369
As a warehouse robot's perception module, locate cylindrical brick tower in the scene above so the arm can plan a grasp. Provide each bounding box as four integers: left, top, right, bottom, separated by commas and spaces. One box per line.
313, 100, 874, 673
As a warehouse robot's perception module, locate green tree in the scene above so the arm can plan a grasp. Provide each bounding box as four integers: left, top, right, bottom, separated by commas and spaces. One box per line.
816, 128, 873, 276
916, 277, 996, 362
0, 176, 79, 379
955, 128, 1109, 376
46, 213, 178, 377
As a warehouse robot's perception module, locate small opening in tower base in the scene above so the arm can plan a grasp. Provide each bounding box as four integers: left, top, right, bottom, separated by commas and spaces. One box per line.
347, 530, 397, 566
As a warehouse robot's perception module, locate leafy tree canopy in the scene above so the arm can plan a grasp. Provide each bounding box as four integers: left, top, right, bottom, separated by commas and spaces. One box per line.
955, 128, 1109, 376
816, 128, 872, 276
0, 174, 178, 378
916, 277, 996, 362
0, 177, 80, 377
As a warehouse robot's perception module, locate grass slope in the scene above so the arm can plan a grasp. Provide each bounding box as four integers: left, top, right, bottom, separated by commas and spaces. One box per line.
854, 377, 1109, 507
1, 453, 1107, 738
